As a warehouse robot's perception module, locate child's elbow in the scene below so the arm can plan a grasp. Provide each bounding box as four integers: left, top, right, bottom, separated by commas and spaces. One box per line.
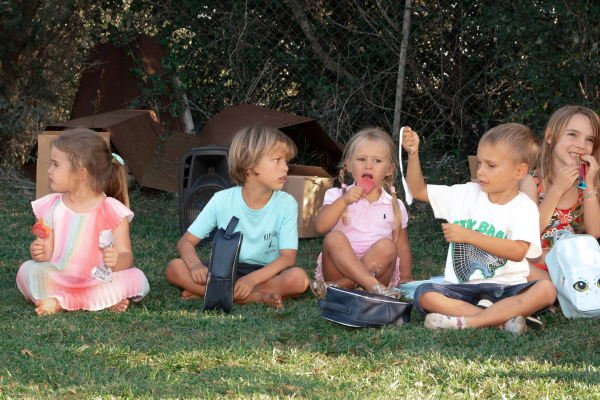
314, 218, 329, 234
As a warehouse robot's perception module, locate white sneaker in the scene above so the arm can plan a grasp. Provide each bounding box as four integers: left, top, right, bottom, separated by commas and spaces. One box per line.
499, 316, 528, 335
424, 313, 467, 330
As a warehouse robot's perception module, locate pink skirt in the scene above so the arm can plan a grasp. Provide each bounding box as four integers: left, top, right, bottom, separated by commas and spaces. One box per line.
315, 243, 401, 287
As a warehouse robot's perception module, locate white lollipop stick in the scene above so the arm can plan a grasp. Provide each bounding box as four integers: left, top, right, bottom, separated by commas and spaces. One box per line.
398, 126, 413, 205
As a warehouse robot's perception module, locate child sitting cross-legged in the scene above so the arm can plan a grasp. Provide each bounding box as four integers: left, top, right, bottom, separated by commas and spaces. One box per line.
403, 123, 557, 335
165, 124, 309, 309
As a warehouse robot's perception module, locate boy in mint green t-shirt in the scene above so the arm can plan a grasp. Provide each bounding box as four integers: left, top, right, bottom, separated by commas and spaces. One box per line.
165, 124, 309, 309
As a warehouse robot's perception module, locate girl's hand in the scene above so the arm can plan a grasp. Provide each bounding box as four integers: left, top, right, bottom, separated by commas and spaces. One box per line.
190, 263, 208, 285
30, 240, 46, 262
102, 247, 119, 269
342, 185, 364, 205
552, 165, 579, 195
234, 276, 255, 301
581, 155, 599, 188
402, 127, 420, 155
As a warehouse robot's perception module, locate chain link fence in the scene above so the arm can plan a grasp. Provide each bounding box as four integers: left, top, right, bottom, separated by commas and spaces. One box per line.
138, 0, 497, 154
4, 0, 599, 180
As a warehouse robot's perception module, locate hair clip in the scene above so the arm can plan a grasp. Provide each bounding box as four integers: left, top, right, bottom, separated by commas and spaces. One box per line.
341, 183, 348, 190
112, 153, 124, 166
390, 186, 396, 194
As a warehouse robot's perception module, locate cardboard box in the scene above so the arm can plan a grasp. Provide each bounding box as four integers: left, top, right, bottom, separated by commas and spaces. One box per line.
36, 131, 110, 199
282, 165, 333, 238
468, 156, 478, 183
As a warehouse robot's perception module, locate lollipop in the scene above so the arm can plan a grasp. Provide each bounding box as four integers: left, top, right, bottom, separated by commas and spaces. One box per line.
577, 156, 587, 189
357, 176, 376, 195
32, 218, 50, 241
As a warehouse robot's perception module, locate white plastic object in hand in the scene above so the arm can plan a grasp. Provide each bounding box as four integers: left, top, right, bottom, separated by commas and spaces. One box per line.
398, 126, 413, 205
91, 230, 114, 283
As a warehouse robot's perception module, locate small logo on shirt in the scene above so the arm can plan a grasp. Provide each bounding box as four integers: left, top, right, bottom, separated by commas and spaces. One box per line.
383, 214, 386, 219
264, 230, 278, 255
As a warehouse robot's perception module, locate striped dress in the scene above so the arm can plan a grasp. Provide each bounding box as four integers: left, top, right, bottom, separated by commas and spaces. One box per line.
16, 193, 150, 311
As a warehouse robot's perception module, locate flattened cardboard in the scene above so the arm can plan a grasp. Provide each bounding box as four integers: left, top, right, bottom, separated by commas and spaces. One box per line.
45, 110, 202, 192
282, 165, 333, 238
468, 156, 478, 183
36, 131, 110, 199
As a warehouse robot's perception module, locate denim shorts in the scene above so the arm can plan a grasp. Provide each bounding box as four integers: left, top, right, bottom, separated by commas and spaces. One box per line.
200, 260, 307, 298
413, 280, 555, 316
201, 259, 294, 280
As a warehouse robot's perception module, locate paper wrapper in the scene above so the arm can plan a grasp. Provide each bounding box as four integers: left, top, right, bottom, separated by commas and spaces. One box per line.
91, 230, 114, 283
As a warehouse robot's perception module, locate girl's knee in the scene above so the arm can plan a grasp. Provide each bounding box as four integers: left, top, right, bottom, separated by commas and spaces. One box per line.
323, 231, 348, 248
371, 238, 397, 259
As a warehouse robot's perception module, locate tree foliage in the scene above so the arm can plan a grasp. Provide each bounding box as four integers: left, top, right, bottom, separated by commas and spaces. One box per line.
1, 0, 599, 166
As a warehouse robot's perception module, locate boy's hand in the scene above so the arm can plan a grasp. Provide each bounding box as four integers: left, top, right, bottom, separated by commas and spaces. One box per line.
581, 155, 599, 188
189, 263, 208, 285
30, 240, 46, 262
442, 223, 473, 244
233, 276, 255, 301
342, 185, 364, 205
402, 127, 420, 155
102, 247, 118, 269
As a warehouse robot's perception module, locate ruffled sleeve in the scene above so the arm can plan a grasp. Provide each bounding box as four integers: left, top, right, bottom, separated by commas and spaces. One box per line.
98, 197, 134, 231
31, 193, 62, 229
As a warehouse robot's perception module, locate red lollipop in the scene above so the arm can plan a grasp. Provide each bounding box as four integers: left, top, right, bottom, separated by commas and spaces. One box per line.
357, 176, 376, 194
33, 218, 50, 241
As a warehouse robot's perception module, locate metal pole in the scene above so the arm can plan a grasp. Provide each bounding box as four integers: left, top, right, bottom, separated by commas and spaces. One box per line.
392, 0, 412, 140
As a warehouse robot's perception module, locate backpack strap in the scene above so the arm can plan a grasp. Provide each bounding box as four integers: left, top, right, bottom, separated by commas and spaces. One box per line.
224, 216, 239, 239
553, 229, 574, 244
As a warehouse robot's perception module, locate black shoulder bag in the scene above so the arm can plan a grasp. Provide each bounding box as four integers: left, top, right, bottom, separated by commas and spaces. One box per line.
318, 287, 413, 327
203, 216, 243, 313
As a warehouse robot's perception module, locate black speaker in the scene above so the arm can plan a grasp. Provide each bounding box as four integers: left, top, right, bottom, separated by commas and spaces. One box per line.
179, 145, 233, 246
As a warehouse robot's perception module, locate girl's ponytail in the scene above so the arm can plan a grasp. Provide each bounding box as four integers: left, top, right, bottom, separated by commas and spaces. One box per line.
339, 165, 350, 225
385, 176, 403, 242
106, 157, 130, 209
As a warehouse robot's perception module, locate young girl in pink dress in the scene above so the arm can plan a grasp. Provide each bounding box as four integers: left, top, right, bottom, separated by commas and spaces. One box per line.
17, 129, 150, 315
310, 127, 413, 299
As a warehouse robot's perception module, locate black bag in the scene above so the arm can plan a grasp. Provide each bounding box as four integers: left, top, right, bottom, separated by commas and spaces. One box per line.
203, 217, 243, 313
318, 286, 413, 327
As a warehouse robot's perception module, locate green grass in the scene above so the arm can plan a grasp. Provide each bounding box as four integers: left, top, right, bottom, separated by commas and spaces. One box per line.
1, 177, 599, 399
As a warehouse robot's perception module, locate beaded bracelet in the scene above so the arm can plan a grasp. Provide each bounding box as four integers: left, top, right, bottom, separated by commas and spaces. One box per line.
582, 188, 598, 201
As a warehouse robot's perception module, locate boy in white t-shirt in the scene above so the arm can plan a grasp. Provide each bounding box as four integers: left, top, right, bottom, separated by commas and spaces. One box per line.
165, 124, 309, 309
403, 123, 557, 334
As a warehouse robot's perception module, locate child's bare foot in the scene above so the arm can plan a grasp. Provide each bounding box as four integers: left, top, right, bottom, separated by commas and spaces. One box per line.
259, 293, 283, 310
34, 298, 63, 316
109, 299, 129, 313
181, 290, 200, 300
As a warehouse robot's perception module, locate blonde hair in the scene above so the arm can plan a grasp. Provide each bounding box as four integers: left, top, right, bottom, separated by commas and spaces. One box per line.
339, 127, 403, 242
228, 124, 297, 186
52, 129, 130, 208
479, 123, 540, 169
537, 106, 600, 233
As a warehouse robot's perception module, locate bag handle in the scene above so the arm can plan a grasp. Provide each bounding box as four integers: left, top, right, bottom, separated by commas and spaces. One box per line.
553, 229, 574, 244
318, 299, 352, 315
224, 216, 239, 239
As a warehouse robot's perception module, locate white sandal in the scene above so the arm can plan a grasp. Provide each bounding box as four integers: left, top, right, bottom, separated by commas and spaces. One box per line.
369, 282, 400, 299
309, 280, 338, 299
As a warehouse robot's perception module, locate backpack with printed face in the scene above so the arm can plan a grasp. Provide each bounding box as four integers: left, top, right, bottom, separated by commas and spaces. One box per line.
545, 230, 600, 319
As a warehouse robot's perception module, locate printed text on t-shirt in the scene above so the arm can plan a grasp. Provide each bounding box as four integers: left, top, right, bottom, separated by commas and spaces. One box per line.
453, 219, 507, 239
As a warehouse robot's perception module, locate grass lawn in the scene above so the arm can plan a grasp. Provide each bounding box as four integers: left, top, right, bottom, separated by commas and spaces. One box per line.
1, 175, 599, 399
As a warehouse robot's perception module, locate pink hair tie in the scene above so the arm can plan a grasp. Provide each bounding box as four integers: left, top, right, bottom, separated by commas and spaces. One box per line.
341, 183, 348, 189
390, 186, 396, 194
